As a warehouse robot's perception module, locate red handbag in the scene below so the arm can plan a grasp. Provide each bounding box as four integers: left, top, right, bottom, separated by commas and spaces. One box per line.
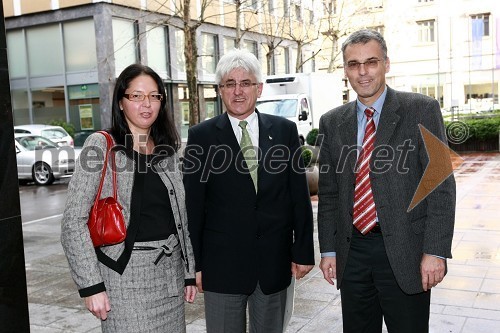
87, 131, 126, 247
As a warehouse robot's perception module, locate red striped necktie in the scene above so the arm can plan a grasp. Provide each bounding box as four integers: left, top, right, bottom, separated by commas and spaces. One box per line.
353, 107, 377, 235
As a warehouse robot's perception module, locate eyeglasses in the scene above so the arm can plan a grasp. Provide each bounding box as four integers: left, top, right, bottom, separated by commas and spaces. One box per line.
219, 80, 259, 90
345, 59, 383, 71
123, 93, 163, 102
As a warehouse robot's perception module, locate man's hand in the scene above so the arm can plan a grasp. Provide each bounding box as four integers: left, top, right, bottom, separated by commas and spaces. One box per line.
85, 291, 111, 320
184, 285, 197, 303
420, 254, 446, 291
319, 257, 337, 286
291, 262, 314, 280
195, 271, 203, 293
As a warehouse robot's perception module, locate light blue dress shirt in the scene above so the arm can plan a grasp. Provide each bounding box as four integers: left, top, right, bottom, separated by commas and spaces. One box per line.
321, 87, 387, 258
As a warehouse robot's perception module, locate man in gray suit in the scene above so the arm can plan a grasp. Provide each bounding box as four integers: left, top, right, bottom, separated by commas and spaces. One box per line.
317, 29, 456, 333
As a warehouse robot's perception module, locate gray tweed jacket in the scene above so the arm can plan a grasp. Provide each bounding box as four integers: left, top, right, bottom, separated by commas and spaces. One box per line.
61, 132, 195, 293
317, 87, 456, 294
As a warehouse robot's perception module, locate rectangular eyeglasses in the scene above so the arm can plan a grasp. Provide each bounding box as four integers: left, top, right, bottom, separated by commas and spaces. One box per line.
219, 80, 259, 90
345, 59, 382, 71
123, 93, 163, 102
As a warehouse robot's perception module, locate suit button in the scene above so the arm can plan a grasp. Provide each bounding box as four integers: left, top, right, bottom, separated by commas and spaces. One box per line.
256, 234, 261, 239
346, 237, 350, 243
254, 205, 258, 210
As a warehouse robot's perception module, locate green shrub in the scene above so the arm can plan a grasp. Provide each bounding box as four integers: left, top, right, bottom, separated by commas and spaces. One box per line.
306, 128, 319, 146
445, 116, 500, 141
48, 120, 76, 137
301, 146, 313, 167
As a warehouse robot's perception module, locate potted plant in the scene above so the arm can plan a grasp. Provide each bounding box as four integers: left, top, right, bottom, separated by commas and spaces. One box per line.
301, 146, 319, 196
305, 128, 320, 164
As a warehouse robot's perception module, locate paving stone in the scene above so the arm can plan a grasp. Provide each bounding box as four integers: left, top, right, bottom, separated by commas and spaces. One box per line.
23, 152, 500, 332
462, 317, 500, 333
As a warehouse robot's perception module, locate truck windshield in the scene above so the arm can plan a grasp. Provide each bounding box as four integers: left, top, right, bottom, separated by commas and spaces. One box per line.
256, 99, 297, 118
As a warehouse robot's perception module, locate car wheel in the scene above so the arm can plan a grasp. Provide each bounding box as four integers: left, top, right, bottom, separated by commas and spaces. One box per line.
32, 162, 55, 185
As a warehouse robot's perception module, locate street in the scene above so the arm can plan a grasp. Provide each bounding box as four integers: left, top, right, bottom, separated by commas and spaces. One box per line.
20, 152, 500, 332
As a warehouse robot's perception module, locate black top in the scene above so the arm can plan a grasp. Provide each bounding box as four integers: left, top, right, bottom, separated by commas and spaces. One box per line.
134, 151, 176, 242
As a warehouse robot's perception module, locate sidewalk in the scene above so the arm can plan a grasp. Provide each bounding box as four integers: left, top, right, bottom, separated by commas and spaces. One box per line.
23, 152, 500, 333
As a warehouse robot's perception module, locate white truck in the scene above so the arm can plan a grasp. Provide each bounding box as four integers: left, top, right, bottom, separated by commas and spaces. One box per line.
256, 72, 344, 144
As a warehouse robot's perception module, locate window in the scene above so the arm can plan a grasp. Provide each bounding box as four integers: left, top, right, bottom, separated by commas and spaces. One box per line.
241, 40, 258, 58
174, 29, 185, 73
325, 0, 337, 15
26, 24, 64, 76
274, 46, 287, 74
146, 25, 168, 77
6, 30, 27, 78
112, 19, 138, 76
268, 0, 275, 14
283, 0, 289, 17
306, 9, 314, 24
200, 33, 217, 75
471, 14, 490, 37
417, 20, 435, 43
293, 4, 301, 21
63, 20, 97, 72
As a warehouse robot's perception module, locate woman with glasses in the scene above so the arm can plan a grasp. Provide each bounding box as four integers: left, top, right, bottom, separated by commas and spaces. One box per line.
61, 64, 196, 332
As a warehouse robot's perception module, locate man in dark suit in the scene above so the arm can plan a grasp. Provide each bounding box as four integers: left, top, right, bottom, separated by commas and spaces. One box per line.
183, 49, 315, 333
317, 29, 456, 332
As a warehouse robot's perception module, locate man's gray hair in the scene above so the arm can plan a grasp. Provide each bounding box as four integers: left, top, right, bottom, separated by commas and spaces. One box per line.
215, 49, 262, 85
341, 29, 388, 61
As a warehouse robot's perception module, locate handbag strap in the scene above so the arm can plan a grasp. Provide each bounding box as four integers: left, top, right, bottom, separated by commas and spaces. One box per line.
93, 131, 118, 204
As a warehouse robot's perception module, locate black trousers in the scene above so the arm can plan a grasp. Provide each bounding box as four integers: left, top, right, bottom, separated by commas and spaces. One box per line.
340, 228, 431, 333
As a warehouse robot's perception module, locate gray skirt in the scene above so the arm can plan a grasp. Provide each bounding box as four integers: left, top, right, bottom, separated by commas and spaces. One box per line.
99, 234, 185, 333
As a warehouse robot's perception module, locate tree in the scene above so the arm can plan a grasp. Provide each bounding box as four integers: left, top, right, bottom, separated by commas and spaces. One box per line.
182, 0, 203, 126
319, 0, 378, 72
258, 1, 288, 74
284, 2, 321, 72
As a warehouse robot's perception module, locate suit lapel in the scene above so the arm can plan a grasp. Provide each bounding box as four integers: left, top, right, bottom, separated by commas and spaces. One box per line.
216, 113, 241, 153
375, 87, 400, 147
257, 111, 272, 174
338, 102, 358, 173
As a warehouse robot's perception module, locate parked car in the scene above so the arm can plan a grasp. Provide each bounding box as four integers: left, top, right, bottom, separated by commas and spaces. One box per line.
73, 130, 95, 148
14, 124, 74, 147
15, 134, 77, 185
73, 130, 96, 159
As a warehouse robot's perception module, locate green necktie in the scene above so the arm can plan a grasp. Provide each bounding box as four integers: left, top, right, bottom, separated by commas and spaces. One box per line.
239, 120, 258, 192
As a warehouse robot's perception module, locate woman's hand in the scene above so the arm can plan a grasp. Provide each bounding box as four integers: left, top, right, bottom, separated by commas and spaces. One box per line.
184, 285, 197, 303
85, 291, 111, 320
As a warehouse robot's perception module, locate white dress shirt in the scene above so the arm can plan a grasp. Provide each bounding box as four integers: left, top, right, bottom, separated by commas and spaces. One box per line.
227, 111, 259, 149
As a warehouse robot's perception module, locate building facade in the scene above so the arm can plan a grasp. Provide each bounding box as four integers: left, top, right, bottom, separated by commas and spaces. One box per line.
5, 0, 499, 138
4, 0, 320, 139
319, 0, 499, 112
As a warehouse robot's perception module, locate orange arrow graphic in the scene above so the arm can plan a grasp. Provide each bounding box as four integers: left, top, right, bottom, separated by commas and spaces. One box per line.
407, 124, 464, 212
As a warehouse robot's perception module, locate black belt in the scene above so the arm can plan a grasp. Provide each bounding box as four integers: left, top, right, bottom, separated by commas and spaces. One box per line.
370, 223, 382, 233
354, 223, 382, 235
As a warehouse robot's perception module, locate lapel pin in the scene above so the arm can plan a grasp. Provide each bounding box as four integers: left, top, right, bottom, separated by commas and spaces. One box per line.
269, 135, 273, 140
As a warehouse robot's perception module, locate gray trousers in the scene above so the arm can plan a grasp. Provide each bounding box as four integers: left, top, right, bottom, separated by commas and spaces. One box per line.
204, 282, 287, 333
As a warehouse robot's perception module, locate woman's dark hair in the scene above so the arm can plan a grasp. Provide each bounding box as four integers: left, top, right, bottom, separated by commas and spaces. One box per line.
110, 63, 179, 155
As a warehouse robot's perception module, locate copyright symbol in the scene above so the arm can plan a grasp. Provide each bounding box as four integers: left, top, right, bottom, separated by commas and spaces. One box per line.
446, 121, 469, 144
